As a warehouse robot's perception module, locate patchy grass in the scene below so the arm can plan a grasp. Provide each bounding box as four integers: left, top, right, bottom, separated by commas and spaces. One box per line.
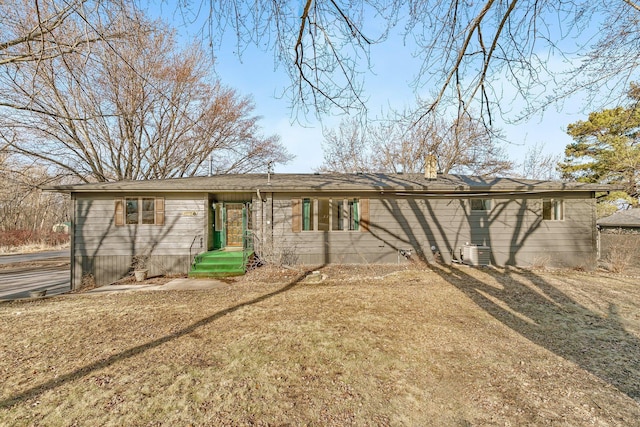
0, 242, 69, 255
1, 265, 639, 426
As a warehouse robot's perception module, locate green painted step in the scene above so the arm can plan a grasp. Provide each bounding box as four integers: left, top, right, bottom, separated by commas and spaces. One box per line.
189, 249, 253, 278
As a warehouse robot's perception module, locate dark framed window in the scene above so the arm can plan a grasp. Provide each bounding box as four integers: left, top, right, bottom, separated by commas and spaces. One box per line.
543, 199, 564, 220
141, 198, 155, 224
115, 197, 164, 226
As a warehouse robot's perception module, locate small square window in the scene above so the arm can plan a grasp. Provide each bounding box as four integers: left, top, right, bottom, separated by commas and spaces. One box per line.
471, 199, 491, 211
543, 199, 564, 220
121, 197, 161, 226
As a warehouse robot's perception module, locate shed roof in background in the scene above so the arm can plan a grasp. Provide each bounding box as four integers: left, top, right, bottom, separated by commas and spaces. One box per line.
597, 209, 640, 227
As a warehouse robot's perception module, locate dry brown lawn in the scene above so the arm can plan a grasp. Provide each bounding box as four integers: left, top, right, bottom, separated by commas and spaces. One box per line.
1, 264, 639, 426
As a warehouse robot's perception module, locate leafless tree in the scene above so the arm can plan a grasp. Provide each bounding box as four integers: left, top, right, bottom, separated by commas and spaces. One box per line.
0, 152, 69, 232
399, 115, 513, 176
0, 18, 292, 182
319, 113, 513, 176
0, 0, 129, 67
319, 116, 372, 173
518, 142, 561, 181
183, 1, 640, 123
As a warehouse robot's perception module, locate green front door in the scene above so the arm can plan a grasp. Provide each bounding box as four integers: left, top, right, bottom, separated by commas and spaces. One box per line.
213, 203, 225, 249
212, 202, 250, 250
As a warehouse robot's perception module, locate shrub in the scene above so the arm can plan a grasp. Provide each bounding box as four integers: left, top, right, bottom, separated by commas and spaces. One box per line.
0, 228, 70, 250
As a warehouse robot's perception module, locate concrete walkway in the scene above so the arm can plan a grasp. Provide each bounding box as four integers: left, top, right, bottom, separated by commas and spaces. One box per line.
85, 278, 228, 294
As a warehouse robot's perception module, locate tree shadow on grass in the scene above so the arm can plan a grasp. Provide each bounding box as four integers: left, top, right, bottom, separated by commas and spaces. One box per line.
429, 263, 640, 402
0, 268, 318, 409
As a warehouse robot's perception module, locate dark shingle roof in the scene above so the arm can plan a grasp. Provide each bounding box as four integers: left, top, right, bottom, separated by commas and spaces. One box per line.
48, 173, 616, 194
597, 209, 640, 227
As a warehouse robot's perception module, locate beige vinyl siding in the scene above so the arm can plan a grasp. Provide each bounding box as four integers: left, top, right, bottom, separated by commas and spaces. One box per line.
72, 192, 208, 287
74, 193, 206, 257
270, 192, 596, 268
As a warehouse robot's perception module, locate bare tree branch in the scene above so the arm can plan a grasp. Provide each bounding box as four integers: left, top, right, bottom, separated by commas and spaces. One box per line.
319, 112, 513, 176
181, 1, 640, 123
1, 17, 292, 182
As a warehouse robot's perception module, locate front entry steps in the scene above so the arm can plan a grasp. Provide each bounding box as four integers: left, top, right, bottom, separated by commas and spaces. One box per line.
189, 249, 253, 278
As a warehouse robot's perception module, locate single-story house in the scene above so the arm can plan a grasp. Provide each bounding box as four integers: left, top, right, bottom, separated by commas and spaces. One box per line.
50, 172, 612, 289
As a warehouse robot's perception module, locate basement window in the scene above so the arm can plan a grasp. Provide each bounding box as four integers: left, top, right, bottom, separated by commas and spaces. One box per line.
543, 199, 564, 221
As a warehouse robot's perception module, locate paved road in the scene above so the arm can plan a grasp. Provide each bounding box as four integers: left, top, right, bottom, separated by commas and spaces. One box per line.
0, 250, 71, 300
0, 249, 70, 265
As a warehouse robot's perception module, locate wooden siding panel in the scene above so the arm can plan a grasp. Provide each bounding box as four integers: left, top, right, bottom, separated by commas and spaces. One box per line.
291, 199, 301, 232
75, 254, 192, 287
212, 193, 254, 202
155, 197, 165, 226
360, 198, 370, 231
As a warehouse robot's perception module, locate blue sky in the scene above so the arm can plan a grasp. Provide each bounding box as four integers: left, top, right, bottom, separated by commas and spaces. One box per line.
155, 5, 592, 174
215, 48, 586, 174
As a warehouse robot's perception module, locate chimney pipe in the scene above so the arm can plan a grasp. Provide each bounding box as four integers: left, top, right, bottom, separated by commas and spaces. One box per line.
424, 154, 437, 180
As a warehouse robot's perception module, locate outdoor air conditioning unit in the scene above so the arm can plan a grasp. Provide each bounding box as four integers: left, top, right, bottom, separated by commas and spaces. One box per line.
463, 244, 491, 266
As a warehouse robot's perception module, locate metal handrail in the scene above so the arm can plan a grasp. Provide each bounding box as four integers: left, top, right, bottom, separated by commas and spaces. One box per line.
189, 234, 203, 266
242, 230, 255, 271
